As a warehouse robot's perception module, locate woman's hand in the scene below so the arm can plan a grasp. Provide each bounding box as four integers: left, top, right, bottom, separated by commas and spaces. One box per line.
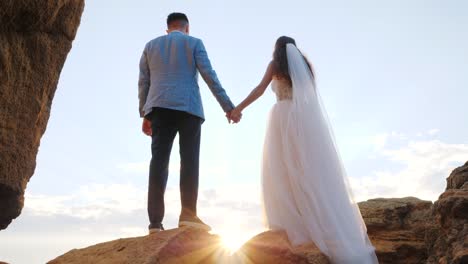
229, 107, 243, 123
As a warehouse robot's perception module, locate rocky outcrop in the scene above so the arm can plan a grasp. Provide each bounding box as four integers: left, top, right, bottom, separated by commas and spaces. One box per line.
445, 161, 468, 190
44, 208, 433, 264
426, 161, 468, 264
236, 230, 329, 264
44, 198, 433, 264
48, 227, 226, 264
359, 197, 433, 264
48, 228, 329, 264
0, 0, 84, 229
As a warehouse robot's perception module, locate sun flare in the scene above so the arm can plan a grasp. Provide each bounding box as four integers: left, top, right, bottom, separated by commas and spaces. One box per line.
218, 229, 250, 254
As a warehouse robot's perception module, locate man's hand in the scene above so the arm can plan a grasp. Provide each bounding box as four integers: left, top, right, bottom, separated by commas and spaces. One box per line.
142, 118, 152, 136
226, 111, 232, 124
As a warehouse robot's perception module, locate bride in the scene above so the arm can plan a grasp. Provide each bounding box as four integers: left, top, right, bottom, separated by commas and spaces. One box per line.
229, 36, 379, 264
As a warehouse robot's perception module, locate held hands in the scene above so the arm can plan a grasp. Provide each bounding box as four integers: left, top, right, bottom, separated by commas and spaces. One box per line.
226, 107, 242, 124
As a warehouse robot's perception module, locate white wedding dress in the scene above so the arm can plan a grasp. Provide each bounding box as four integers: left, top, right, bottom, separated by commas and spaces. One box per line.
261, 44, 378, 264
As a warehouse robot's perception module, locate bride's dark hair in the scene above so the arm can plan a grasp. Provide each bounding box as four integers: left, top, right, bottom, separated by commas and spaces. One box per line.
272, 36, 314, 85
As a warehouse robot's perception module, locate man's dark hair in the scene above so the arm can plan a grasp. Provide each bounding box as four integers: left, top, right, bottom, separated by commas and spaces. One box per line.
167, 12, 189, 27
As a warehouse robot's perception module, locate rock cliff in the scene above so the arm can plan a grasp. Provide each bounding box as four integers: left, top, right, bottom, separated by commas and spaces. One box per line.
0, 0, 84, 229
426, 161, 468, 264
360, 197, 432, 263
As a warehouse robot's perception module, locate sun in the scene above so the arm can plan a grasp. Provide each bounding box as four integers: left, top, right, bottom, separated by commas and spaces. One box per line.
217, 229, 250, 254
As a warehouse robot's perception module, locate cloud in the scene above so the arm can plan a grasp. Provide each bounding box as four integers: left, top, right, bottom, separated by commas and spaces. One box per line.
370, 133, 389, 149
352, 136, 468, 202
370, 131, 407, 150
427, 128, 440, 136
25, 183, 145, 219
116, 162, 148, 173
24, 182, 264, 234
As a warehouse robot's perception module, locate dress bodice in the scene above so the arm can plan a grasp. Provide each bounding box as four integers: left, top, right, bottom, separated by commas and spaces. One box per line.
272, 79, 292, 101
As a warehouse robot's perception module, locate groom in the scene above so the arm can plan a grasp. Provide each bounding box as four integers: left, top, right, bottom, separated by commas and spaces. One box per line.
138, 13, 239, 234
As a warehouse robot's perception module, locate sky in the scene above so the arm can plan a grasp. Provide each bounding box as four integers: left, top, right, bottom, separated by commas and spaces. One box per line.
1, 0, 468, 263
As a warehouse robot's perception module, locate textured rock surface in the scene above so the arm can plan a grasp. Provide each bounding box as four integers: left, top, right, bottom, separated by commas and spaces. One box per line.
426, 161, 468, 264
49, 228, 329, 264
446, 161, 468, 190
0, 0, 84, 229
236, 230, 329, 264
48, 227, 227, 264
359, 197, 433, 264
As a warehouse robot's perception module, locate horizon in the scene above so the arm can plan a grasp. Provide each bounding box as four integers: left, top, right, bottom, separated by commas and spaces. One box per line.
1, 1, 468, 263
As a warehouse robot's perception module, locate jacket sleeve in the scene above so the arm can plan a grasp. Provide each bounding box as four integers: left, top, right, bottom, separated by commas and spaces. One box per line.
138, 44, 150, 117
194, 39, 235, 112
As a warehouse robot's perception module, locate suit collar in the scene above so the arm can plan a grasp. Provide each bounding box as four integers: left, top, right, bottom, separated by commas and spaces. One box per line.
169, 30, 185, 35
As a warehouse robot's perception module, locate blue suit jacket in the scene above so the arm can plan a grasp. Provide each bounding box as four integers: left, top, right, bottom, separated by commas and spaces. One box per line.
138, 31, 234, 120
